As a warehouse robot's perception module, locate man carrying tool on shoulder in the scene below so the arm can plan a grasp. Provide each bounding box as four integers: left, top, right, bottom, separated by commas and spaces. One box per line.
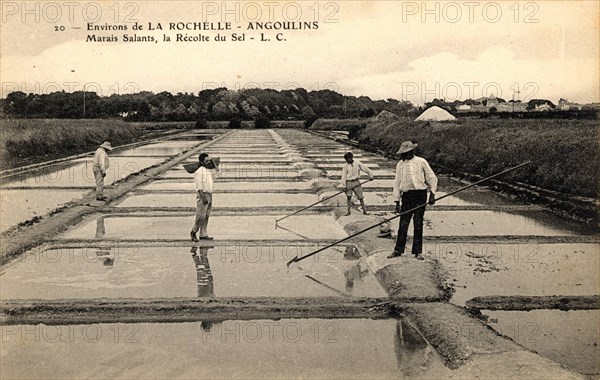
388, 141, 437, 260
340, 152, 374, 216
190, 153, 216, 242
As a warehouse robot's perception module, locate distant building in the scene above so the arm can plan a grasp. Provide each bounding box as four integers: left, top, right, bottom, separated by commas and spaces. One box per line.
495, 103, 513, 112
497, 102, 527, 112
585, 102, 600, 110
474, 94, 499, 107
558, 98, 583, 110
471, 104, 490, 112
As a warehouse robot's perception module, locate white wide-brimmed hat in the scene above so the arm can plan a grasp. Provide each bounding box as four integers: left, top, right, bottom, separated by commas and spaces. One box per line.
378, 222, 392, 237
396, 141, 418, 154
99, 141, 113, 151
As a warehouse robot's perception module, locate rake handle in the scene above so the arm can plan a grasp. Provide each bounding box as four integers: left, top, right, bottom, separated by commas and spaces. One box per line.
287, 161, 531, 267
276, 178, 373, 224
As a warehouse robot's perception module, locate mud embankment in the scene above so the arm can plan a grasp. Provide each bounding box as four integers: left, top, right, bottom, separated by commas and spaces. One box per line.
466, 295, 600, 311
0, 297, 393, 325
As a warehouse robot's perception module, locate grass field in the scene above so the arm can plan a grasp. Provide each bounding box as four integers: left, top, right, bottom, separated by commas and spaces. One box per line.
353, 117, 599, 199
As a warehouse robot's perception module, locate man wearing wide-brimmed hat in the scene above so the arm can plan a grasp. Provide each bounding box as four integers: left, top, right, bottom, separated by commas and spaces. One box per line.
92, 141, 113, 201
340, 151, 374, 216
388, 141, 437, 260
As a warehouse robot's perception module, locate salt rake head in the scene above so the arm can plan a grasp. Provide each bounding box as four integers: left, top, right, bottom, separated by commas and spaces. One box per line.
286, 256, 299, 268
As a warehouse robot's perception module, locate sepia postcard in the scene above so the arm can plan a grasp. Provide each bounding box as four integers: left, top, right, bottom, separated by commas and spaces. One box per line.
1, 1, 599, 379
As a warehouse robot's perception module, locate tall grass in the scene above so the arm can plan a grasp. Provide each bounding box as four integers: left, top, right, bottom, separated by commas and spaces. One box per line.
355, 118, 599, 198
0, 119, 141, 164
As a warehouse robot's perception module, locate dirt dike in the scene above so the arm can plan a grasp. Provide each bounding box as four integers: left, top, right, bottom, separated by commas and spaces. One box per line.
0, 131, 233, 268
0, 297, 393, 325
397, 302, 584, 378
343, 219, 449, 301
466, 295, 600, 311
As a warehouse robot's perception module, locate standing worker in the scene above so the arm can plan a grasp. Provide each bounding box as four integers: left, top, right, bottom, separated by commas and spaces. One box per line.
388, 141, 437, 260
92, 141, 113, 201
191, 153, 215, 242
340, 152, 374, 216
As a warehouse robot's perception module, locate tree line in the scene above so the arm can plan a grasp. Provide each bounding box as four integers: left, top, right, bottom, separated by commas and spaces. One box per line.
1, 88, 415, 121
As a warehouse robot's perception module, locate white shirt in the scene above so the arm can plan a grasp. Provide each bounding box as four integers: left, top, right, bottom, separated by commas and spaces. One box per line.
392, 156, 438, 201
194, 166, 214, 193
340, 160, 373, 186
92, 148, 109, 173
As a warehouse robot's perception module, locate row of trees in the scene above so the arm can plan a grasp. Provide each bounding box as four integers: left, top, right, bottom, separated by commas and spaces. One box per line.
2, 88, 415, 121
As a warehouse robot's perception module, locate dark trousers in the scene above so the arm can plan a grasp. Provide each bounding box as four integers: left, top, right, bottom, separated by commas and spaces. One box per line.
394, 190, 427, 255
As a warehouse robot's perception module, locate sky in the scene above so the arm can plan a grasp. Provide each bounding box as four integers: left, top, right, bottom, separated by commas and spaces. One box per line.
1, 0, 598, 105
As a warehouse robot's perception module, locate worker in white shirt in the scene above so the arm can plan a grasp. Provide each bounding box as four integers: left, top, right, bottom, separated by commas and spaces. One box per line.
191, 153, 215, 242
92, 141, 113, 201
388, 141, 438, 260
340, 152, 374, 216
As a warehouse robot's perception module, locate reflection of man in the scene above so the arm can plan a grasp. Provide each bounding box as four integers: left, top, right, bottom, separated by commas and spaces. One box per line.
193, 245, 220, 334
389, 142, 437, 260
94, 216, 113, 266
344, 264, 361, 292
92, 141, 113, 201
191, 153, 215, 242
190, 246, 214, 297
95, 216, 106, 239
343, 246, 360, 260
394, 319, 429, 376
96, 248, 114, 267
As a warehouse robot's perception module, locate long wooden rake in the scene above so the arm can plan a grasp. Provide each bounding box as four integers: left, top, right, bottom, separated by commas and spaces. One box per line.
286, 161, 532, 268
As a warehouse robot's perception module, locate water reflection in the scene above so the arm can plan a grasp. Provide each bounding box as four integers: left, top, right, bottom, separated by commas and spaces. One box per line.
190, 246, 221, 332
95, 216, 106, 239
343, 246, 368, 292
94, 216, 113, 266
190, 246, 215, 298
344, 246, 360, 260
96, 248, 114, 267
394, 319, 431, 376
